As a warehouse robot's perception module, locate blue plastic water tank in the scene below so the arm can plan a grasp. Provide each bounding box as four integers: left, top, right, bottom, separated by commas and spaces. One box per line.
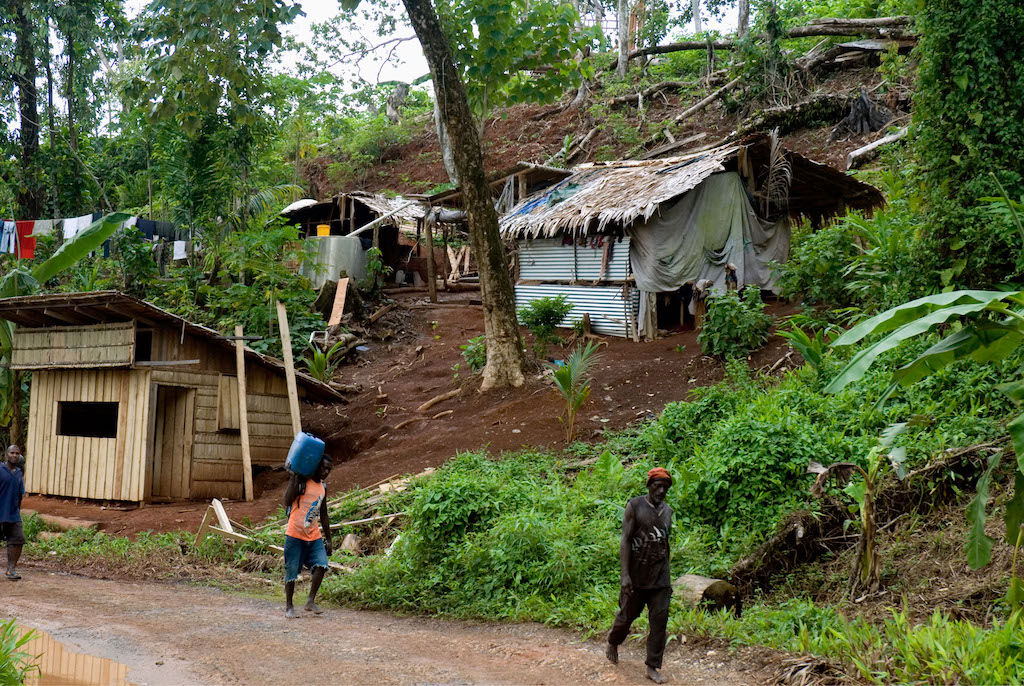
285, 432, 326, 477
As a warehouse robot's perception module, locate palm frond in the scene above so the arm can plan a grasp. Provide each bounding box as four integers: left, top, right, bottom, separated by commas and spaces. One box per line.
759, 128, 792, 217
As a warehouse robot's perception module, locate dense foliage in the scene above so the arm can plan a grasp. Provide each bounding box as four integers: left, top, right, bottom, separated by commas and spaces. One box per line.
697, 285, 772, 357
913, 0, 1024, 285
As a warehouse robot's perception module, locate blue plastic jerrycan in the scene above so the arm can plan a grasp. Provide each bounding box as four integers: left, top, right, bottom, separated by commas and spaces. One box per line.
285, 432, 326, 477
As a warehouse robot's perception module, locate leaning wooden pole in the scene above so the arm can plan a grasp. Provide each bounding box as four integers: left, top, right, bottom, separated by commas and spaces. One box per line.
275, 301, 303, 436
234, 325, 253, 501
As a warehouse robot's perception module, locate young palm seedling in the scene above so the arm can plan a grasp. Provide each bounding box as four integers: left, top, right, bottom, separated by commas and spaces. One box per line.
548, 340, 602, 442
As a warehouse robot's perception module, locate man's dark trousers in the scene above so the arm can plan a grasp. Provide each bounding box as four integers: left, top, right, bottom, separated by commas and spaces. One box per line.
607, 586, 672, 669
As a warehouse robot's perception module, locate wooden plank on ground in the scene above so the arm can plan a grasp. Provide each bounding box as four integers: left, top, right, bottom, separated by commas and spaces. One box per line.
328, 277, 350, 327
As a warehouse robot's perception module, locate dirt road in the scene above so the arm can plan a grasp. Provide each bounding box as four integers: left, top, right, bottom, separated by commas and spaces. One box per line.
4, 569, 768, 685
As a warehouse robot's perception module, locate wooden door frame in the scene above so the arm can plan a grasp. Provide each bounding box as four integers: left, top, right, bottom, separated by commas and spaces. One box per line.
147, 383, 197, 501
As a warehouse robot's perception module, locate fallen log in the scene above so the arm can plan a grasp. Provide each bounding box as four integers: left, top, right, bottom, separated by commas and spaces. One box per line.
734, 93, 852, 138
673, 76, 742, 124
674, 574, 743, 616
846, 125, 909, 169
608, 80, 696, 108
607, 16, 913, 71
640, 132, 709, 160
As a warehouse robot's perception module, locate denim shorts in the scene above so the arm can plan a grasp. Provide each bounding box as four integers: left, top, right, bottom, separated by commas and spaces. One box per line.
283, 535, 329, 582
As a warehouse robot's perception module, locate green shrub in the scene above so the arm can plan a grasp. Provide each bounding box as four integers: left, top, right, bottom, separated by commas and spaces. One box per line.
460, 335, 487, 372
697, 286, 772, 357
518, 295, 574, 344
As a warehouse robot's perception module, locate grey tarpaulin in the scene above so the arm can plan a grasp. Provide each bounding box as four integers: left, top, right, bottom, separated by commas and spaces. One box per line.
627, 172, 789, 339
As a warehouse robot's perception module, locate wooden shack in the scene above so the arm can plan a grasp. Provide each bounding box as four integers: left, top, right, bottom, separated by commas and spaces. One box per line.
0, 291, 341, 503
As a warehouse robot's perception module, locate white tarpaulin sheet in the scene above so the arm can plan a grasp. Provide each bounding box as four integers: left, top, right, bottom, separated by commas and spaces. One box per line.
627, 172, 789, 338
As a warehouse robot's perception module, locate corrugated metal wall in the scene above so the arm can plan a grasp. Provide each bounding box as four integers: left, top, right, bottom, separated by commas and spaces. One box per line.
518, 237, 630, 281
515, 284, 639, 338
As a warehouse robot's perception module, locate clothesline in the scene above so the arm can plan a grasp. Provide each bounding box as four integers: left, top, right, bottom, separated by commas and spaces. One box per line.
0, 213, 188, 261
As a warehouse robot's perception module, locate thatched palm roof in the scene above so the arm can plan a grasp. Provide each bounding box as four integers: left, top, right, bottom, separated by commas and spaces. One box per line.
500, 134, 884, 239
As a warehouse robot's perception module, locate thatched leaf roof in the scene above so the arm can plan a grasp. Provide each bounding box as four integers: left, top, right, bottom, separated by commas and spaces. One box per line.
499, 134, 884, 239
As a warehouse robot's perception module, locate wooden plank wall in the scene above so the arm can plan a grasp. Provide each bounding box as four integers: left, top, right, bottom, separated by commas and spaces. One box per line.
151, 365, 293, 501
25, 369, 151, 501
23, 325, 303, 502
12, 322, 134, 369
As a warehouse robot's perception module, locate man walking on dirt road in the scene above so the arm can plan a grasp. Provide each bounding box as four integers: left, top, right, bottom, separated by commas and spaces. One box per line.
283, 455, 333, 618
0, 445, 26, 580
606, 467, 674, 684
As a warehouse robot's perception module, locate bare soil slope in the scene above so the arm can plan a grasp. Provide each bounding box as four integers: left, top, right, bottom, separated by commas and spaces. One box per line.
22, 292, 797, 535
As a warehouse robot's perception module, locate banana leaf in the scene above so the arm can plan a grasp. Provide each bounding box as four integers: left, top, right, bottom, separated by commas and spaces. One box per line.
32, 212, 130, 285
831, 290, 1024, 348
891, 319, 1024, 387
825, 301, 1003, 394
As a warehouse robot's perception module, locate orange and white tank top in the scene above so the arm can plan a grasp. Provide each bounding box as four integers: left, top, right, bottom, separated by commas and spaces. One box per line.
285, 479, 326, 541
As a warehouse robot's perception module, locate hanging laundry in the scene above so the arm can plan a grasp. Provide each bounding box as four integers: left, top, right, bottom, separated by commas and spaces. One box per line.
0, 221, 15, 254
153, 221, 177, 241
122, 216, 138, 229
136, 218, 156, 240
172, 240, 187, 260
29, 219, 54, 237
15, 221, 35, 259
62, 213, 94, 240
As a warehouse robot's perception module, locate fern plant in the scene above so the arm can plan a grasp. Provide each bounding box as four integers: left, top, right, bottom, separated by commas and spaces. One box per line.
548, 341, 602, 442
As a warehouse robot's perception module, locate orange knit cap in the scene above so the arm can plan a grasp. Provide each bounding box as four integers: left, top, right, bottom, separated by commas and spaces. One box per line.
647, 467, 672, 485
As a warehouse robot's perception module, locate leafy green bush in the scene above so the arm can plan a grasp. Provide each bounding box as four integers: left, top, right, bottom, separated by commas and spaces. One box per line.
697, 286, 772, 357
518, 295, 574, 344
460, 335, 487, 372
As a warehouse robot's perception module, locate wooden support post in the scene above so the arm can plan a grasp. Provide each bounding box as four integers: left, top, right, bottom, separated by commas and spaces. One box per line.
276, 301, 303, 436
424, 212, 437, 303
517, 172, 527, 205
234, 325, 254, 501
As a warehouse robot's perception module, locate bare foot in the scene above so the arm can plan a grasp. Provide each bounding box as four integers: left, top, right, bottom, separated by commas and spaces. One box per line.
304, 602, 324, 615
285, 607, 297, 619
646, 666, 668, 684
605, 642, 618, 665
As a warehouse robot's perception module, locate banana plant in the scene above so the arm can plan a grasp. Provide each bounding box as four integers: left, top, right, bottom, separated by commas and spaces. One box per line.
825, 288, 1024, 570
0, 213, 130, 440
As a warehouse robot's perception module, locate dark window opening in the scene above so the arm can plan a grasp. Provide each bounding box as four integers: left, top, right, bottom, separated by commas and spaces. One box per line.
57, 401, 118, 438
135, 329, 153, 363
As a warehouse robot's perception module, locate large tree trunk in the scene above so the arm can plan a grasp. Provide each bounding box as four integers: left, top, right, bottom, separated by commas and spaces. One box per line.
14, 0, 43, 219
615, 0, 629, 78
433, 97, 459, 185
691, 0, 701, 33
403, 0, 525, 390
66, 39, 78, 152
45, 17, 60, 218
737, 0, 750, 37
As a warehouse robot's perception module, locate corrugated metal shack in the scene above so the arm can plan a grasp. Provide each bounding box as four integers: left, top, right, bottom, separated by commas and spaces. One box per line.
500, 134, 884, 339
0, 292, 341, 503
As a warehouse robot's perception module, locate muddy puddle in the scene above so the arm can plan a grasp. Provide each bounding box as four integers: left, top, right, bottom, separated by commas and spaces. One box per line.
20, 627, 133, 686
